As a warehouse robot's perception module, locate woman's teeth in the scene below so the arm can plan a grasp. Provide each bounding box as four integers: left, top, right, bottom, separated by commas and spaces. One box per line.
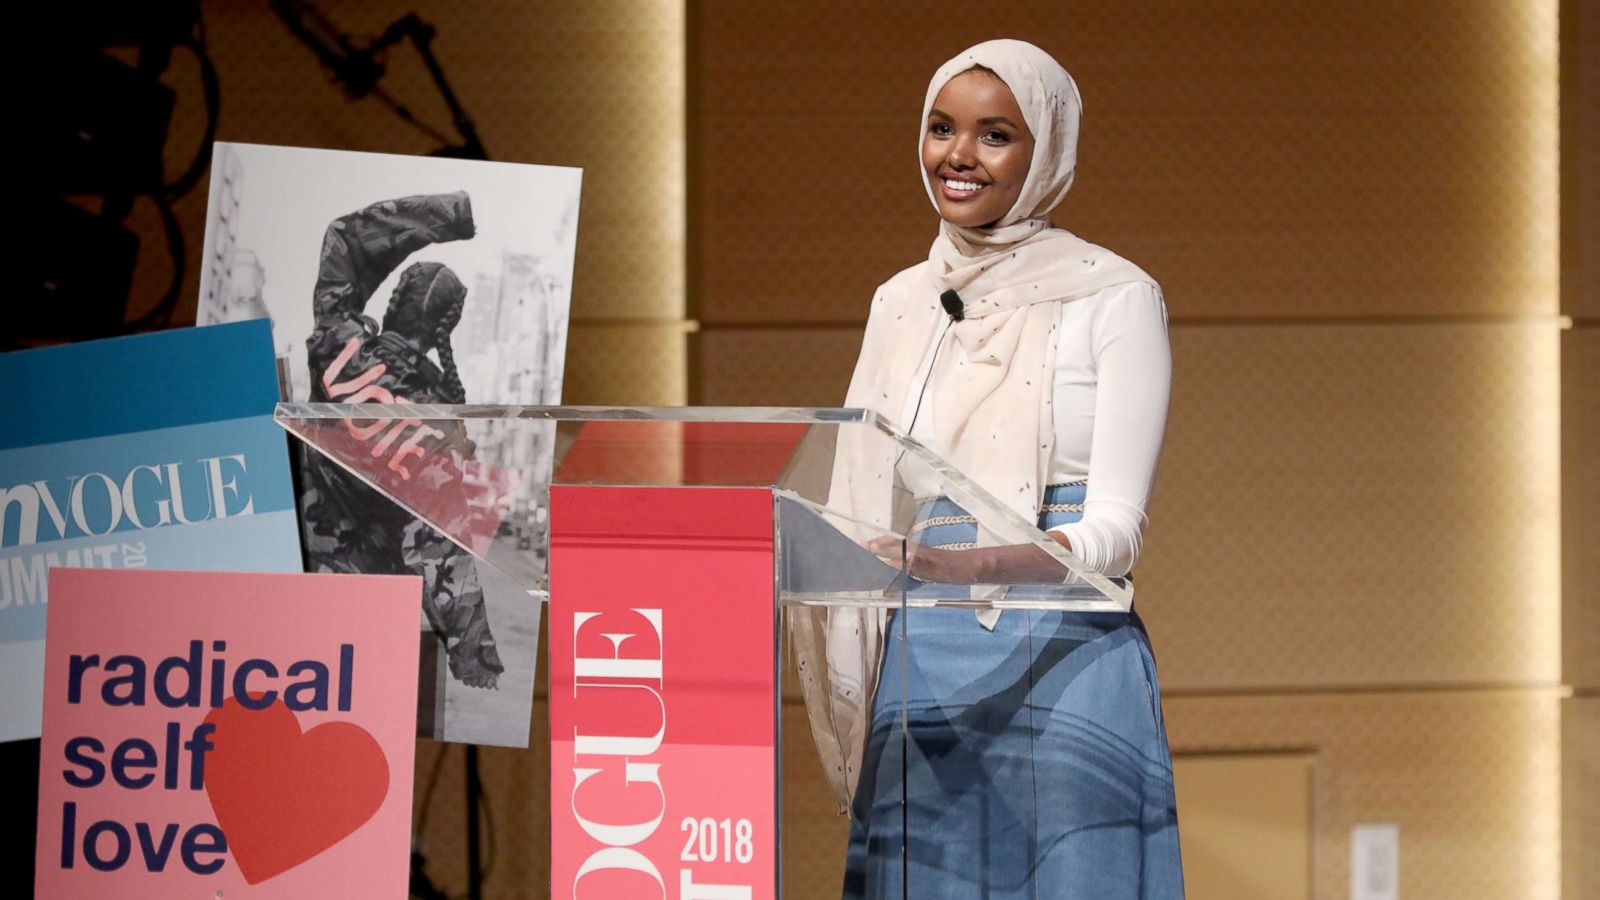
945, 178, 986, 192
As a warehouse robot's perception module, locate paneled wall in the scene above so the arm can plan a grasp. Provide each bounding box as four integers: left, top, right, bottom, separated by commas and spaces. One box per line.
689, 2, 1574, 898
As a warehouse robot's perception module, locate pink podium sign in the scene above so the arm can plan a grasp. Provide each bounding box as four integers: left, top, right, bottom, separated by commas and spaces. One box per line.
34, 568, 420, 899
550, 486, 778, 900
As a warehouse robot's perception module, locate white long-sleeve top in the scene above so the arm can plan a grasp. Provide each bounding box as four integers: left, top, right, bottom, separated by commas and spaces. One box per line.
903, 281, 1172, 576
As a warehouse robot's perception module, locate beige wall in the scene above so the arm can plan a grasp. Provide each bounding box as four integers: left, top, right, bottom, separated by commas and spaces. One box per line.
128, 1, 1586, 897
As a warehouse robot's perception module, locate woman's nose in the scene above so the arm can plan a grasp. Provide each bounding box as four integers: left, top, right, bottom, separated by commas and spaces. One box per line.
947, 133, 978, 168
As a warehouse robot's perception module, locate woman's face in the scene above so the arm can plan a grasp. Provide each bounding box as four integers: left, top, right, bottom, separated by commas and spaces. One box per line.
922, 69, 1034, 229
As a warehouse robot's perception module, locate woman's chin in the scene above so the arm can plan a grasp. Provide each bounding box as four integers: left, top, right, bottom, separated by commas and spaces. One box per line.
940, 209, 1004, 229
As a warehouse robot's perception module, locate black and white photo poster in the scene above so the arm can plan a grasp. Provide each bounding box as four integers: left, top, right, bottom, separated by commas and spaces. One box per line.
198, 142, 580, 747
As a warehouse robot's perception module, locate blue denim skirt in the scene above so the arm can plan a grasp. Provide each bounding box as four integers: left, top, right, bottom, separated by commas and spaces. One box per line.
842, 483, 1185, 899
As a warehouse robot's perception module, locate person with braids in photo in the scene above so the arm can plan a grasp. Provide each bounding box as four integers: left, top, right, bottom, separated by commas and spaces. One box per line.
301, 191, 505, 689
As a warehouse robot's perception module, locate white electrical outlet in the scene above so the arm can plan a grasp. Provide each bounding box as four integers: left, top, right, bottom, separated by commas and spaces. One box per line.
1350, 823, 1400, 900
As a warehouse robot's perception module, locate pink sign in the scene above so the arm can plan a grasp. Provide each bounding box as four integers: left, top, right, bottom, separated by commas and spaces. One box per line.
549, 486, 778, 900
35, 568, 420, 899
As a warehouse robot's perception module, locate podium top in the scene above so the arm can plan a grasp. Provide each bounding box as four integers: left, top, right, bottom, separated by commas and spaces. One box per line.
280, 403, 880, 423
275, 403, 1132, 611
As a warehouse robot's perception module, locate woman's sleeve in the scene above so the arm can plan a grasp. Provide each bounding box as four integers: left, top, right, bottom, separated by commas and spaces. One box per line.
1047, 281, 1172, 576
312, 192, 476, 324
305, 192, 477, 392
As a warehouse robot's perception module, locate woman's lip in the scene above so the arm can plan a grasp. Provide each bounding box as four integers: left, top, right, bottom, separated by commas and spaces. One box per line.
939, 177, 990, 201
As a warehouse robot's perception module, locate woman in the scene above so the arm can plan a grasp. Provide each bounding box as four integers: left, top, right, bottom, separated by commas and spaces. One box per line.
817, 40, 1183, 898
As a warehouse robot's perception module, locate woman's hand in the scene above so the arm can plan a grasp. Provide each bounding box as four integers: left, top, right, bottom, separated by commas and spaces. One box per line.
866, 536, 986, 584
866, 534, 1079, 585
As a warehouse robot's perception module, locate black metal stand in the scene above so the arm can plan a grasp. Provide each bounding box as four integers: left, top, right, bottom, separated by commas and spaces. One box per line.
271, 0, 487, 160
466, 745, 484, 900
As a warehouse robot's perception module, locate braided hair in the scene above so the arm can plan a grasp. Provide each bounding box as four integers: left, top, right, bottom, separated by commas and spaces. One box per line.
429, 299, 466, 404
382, 261, 468, 403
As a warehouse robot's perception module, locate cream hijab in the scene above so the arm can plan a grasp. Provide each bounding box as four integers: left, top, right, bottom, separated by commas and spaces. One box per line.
794, 40, 1158, 814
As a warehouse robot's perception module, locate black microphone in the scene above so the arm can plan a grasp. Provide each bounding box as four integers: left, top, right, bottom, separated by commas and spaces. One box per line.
940, 289, 964, 322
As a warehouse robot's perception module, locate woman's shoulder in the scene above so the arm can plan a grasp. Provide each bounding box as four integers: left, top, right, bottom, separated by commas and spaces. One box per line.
859, 261, 935, 326
1083, 278, 1164, 308
1060, 280, 1170, 352
1037, 229, 1161, 294
872, 260, 932, 300
1067, 280, 1168, 326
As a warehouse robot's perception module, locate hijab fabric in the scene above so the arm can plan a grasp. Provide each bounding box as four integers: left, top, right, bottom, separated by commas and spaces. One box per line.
792, 40, 1158, 814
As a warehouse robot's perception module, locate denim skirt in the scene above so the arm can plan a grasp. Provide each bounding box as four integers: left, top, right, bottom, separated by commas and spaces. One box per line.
841, 483, 1185, 899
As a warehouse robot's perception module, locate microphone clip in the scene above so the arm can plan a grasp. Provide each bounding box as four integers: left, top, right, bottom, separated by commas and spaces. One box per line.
940, 289, 965, 322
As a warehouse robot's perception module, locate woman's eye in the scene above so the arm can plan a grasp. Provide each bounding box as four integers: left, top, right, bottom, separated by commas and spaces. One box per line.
982, 130, 1011, 145
929, 122, 954, 137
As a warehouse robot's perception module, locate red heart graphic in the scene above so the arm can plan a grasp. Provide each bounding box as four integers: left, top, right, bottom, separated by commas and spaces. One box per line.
202, 697, 390, 884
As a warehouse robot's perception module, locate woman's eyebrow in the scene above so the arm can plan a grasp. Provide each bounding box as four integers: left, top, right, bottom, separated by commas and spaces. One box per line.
977, 115, 1021, 128
928, 108, 954, 120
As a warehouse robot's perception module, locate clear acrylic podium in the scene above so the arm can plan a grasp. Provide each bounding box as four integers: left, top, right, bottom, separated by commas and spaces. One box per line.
276, 404, 1134, 899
